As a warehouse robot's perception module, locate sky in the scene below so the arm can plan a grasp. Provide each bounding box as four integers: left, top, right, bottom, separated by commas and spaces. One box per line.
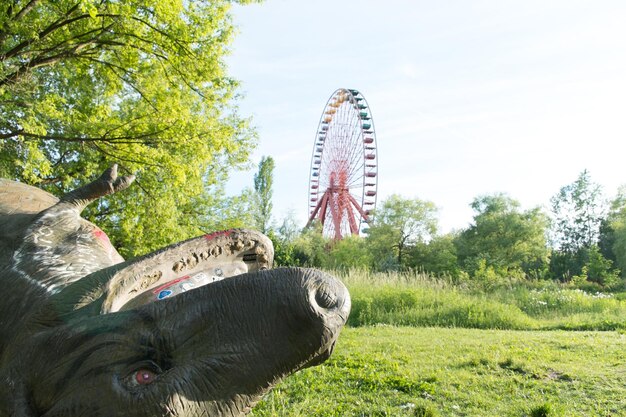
225, 0, 626, 233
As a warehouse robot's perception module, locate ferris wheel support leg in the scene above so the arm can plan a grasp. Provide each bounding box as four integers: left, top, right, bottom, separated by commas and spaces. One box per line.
328, 194, 342, 241
346, 202, 359, 236
307, 189, 330, 227
347, 194, 370, 222
318, 190, 330, 226
308, 194, 324, 225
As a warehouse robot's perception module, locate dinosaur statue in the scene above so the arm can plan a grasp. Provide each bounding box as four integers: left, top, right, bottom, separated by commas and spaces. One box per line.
0, 166, 350, 416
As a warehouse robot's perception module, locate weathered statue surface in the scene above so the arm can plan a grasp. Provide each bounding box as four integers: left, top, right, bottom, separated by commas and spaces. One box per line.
0, 166, 350, 417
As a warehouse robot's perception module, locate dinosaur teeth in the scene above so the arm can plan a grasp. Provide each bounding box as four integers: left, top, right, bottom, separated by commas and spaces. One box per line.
172, 261, 185, 273
107, 229, 274, 312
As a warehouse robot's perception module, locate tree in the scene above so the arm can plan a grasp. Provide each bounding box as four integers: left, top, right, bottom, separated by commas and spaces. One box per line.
325, 236, 373, 271
576, 245, 620, 287
549, 170, 605, 252
549, 171, 608, 280
290, 222, 329, 268
253, 156, 275, 233
455, 194, 550, 278
366, 194, 438, 269
269, 210, 301, 266
602, 186, 626, 277
0, 0, 257, 256
200, 187, 256, 232
409, 233, 462, 278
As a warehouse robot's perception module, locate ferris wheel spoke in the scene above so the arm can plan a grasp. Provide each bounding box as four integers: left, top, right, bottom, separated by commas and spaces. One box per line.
347, 152, 365, 180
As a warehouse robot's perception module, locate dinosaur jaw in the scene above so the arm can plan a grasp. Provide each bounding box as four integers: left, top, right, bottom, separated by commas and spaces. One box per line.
101, 229, 274, 312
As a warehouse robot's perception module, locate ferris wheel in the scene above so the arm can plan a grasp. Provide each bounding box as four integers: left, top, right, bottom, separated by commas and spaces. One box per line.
307, 88, 378, 240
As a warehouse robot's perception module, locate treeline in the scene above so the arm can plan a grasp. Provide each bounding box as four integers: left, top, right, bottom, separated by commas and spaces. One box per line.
266, 170, 626, 291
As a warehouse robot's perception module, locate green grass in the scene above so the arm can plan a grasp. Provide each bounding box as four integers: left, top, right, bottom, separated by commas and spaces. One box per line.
340, 269, 626, 330
250, 270, 626, 416
251, 327, 626, 416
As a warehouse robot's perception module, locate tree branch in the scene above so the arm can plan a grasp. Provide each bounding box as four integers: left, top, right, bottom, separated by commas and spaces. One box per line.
0, 127, 173, 144
1, 3, 82, 60
130, 15, 194, 56
96, 50, 159, 112
0, 49, 82, 86
89, 141, 162, 171
0, 0, 41, 42
31, 23, 118, 57
13, 0, 43, 22
1, 8, 119, 62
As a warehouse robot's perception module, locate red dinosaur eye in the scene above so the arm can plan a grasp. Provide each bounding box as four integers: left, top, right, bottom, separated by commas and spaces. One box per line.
134, 369, 157, 385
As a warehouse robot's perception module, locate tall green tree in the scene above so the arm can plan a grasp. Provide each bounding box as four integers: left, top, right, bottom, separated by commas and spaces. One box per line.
549, 170, 605, 252
253, 155, 274, 233
366, 194, 438, 270
455, 194, 550, 277
0, 0, 258, 256
602, 186, 626, 276
549, 171, 608, 280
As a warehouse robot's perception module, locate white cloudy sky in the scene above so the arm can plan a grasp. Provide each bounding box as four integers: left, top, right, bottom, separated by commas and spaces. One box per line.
225, 0, 626, 233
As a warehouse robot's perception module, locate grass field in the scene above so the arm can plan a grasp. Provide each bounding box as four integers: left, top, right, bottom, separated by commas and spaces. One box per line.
342, 270, 626, 331
251, 270, 626, 416
252, 327, 626, 416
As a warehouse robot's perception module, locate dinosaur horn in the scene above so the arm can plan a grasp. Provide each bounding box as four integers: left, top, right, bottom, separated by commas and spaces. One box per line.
59, 164, 135, 213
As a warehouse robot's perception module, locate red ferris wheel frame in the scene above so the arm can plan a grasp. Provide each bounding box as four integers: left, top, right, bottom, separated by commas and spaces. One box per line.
307, 88, 378, 240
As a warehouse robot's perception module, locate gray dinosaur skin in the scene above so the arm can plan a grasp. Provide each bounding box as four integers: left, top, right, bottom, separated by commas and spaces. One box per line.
0, 167, 350, 417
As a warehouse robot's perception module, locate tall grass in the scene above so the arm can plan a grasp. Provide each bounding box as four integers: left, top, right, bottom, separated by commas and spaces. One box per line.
334, 269, 626, 330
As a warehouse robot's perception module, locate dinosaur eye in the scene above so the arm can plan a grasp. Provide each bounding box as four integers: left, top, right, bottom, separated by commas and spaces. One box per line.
124, 362, 163, 389
134, 369, 157, 385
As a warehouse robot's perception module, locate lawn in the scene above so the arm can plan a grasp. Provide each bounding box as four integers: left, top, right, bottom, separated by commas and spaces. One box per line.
251, 270, 626, 416
252, 326, 626, 416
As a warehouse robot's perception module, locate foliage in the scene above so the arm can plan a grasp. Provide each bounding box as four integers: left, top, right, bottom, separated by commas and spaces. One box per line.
0, 0, 257, 256
269, 211, 302, 266
366, 194, 438, 269
409, 233, 462, 278
548, 171, 616, 281
269, 185, 626, 290
549, 170, 605, 252
324, 236, 373, 271
455, 194, 550, 278
289, 222, 329, 267
201, 186, 256, 230
603, 186, 626, 277
253, 155, 275, 233
251, 326, 626, 416
568, 245, 622, 289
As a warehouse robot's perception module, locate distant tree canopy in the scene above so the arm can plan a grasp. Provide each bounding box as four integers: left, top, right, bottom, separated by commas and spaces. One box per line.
550, 170, 604, 253
455, 194, 550, 277
548, 170, 612, 281
0, 0, 259, 256
366, 194, 438, 268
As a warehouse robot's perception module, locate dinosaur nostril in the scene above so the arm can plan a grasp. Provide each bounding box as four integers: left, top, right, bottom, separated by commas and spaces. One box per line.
315, 285, 339, 310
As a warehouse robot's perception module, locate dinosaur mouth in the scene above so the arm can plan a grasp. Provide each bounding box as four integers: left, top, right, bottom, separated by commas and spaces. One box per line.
300, 341, 337, 370
104, 229, 274, 312
122, 261, 249, 309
